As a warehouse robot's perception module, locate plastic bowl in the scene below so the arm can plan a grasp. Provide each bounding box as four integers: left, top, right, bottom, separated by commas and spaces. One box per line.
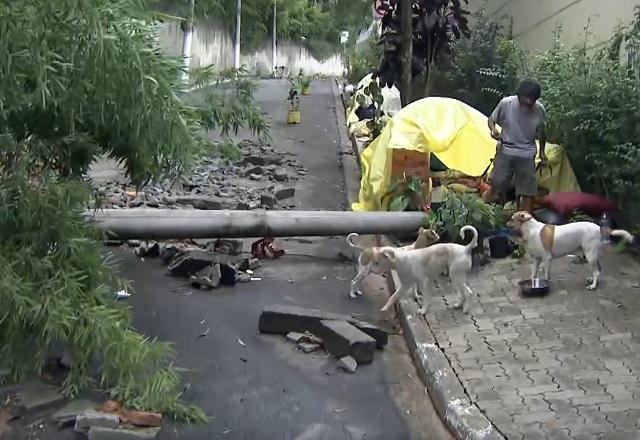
519, 278, 550, 297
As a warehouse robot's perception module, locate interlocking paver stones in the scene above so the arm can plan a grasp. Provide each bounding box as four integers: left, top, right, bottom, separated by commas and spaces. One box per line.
418, 251, 640, 438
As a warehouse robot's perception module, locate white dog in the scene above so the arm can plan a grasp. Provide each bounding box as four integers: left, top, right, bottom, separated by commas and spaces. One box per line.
508, 211, 634, 289
370, 225, 478, 315
346, 228, 440, 299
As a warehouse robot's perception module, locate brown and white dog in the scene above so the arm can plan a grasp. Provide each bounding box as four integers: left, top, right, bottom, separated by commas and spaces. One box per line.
368, 226, 479, 315
346, 228, 440, 299
508, 211, 634, 289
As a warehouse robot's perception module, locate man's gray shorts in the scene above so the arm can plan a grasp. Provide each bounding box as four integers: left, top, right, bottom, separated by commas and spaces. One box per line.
490, 150, 537, 197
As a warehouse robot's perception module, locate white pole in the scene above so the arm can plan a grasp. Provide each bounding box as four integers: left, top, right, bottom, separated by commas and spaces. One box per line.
234, 0, 242, 69
272, 0, 277, 72
181, 0, 195, 83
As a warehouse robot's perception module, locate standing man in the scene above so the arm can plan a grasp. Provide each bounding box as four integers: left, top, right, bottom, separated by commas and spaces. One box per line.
485, 79, 547, 213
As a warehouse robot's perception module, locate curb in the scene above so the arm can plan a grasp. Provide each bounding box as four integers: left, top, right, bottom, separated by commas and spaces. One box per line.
330, 79, 504, 440
331, 79, 360, 208
388, 271, 504, 440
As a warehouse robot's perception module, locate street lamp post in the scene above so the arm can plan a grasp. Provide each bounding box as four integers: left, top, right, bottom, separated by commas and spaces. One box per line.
181, 0, 195, 82
234, 0, 242, 69
272, 0, 277, 72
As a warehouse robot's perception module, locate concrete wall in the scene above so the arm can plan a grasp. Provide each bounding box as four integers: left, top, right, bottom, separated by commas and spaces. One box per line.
480, 0, 637, 53
156, 20, 344, 76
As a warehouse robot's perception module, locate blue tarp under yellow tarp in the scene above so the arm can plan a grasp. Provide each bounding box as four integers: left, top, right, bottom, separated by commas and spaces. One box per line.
352, 97, 580, 212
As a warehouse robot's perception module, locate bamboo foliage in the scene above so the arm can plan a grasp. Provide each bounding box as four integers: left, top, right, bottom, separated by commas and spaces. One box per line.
0, 0, 277, 421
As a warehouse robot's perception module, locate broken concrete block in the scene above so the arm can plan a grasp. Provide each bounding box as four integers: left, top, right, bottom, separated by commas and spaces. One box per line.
15, 382, 65, 416
168, 250, 217, 277
88, 427, 161, 440
258, 305, 387, 348
350, 321, 388, 349
160, 244, 180, 265
242, 155, 266, 166
274, 187, 295, 200
260, 193, 277, 208
192, 197, 223, 210
241, 166, 263, 177
52, 399, 98, 427
119, 409, 162, 427
338, 356, 357, 373
286, 332, 306, 343
74, 410, 120, 434
274, 169, 288, 181
298, 343, 322, 353
215, 239, 243, 255
190, 264, 221, 290
316, 320, 376, 364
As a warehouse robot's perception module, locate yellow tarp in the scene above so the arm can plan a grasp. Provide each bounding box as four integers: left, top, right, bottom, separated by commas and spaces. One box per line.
352, 97, 580, 211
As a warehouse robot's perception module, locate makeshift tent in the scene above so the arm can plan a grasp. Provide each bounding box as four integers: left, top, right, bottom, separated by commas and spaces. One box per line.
352, 97, 580, 212
347, 74, 401, 139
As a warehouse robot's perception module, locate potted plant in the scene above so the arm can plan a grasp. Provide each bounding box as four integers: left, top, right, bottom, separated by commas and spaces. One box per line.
385, 174, 431, 213
428, 189, 504, 246
286, 85, 301, 124
300, 76, 312, 95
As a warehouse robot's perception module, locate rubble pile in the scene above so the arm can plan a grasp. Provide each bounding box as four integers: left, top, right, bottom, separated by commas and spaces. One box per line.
92, 140, 302, 212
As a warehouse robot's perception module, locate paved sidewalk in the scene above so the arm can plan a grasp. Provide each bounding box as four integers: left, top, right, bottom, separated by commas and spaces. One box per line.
421, 250, 640, 439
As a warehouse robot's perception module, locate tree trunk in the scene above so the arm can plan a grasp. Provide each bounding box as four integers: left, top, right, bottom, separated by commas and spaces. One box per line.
423, 62, 436, 97
399, 0, 413, 107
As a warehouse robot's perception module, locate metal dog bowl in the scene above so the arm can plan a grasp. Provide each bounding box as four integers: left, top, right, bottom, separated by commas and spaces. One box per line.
519, 278, 550, 297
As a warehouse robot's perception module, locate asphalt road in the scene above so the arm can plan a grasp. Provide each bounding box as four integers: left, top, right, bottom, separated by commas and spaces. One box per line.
116, 80, 452, 440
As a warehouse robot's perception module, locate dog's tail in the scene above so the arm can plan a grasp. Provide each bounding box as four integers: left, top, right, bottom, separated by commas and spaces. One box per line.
610, 229, 635, 244
460, 225, 479, 252
347, 233, 365, 250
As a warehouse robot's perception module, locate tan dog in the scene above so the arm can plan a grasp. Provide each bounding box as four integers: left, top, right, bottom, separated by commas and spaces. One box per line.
346, 228, 440, 299
508, 211, 634, 289
371, 226, 478, 315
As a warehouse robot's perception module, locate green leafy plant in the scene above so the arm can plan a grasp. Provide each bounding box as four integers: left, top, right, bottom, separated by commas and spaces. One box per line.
157, 0, 371, 60
287, 85, 300, 111
299, 76, 312, 90
346, 33, 383, 85
188, 66, 270, 147
355, 79, 387, 138
435, 7, 528, 115
0, 143, 205, 422
0, 0, 267, 421
386, 174, 430, 212
377, 0, 471, 99
535, 22, 640, 230
430, 190, 503, 241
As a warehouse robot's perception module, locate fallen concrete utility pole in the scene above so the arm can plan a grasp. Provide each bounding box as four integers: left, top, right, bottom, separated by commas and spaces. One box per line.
88, 209, 427, 239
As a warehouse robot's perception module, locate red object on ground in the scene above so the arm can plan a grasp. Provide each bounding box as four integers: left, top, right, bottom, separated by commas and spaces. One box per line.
119, 409, 163, 427
541, 192, 618, 217
251, 237, 285, 259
